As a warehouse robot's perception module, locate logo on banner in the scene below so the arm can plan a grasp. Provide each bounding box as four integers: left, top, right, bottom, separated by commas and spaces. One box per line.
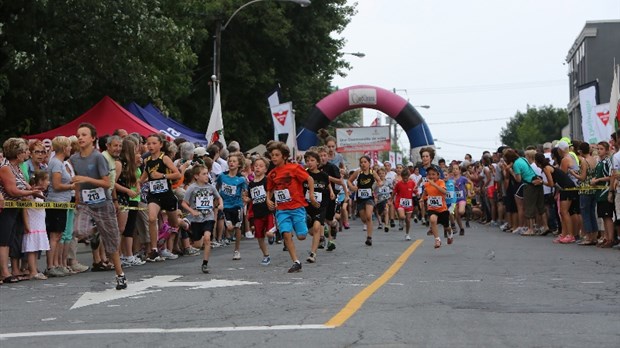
273, 110, 288, 126
348, 88, 377, 106
597, 110, 610, 126
346, 129, 353, 136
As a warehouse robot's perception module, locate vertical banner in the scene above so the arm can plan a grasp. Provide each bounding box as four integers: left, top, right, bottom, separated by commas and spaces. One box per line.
389, 151, 396, 166
270, 102, 294, 140
396, 153, 403, 165
579, 83, 610, 143
611, 65, 620, 124
371, 151, 379, 166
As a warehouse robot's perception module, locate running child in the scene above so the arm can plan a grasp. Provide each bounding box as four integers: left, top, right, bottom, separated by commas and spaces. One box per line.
22, 170, 51, 280
303, 150, 333, 262
422, 166, 452, 248
216, 152, 248, 260
348, 155, 383, 246
393, 168, 416, 240
374, 167, 392, 233
71, 123, 127, 289
266, 142, 318, 273
248, 156, 274, 266
452, 164, 469, 235
141, 134, 182, 262
182, 164, 222, 273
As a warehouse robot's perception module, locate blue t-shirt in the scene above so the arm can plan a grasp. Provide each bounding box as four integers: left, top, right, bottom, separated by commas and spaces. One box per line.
217, 172, 248, 209
454, 176, 468, 202
512, 157, 536, 184
445, 179, 456, 205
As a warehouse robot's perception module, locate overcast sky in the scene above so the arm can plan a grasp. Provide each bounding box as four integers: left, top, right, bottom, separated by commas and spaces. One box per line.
331, 0, 620, 162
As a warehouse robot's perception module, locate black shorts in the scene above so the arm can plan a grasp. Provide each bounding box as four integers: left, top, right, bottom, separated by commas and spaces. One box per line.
376, 200, 388, 215
429, 210, 450, 228
122, 201, 139, 237
147, 192, 178, 211
45, 208, 67, 233
515, 184, 525, 199
305, 205, 326, 227
597, 200, 614, 218
0, 209, 19, 247
224, 207, 243, 228
325, 199, 337, 221
189, 221, 215, 242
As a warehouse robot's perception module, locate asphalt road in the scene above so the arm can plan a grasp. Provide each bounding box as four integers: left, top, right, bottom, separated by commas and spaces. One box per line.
1, 217, 619, 348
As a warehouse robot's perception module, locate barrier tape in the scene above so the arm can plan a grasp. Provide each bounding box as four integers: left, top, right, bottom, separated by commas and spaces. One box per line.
2, 200, 147, 210
561, 186, 609, 191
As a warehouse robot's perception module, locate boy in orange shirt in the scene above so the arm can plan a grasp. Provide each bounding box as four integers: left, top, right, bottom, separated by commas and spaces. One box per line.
422, 166, 452, 248
266, 142, 318, 273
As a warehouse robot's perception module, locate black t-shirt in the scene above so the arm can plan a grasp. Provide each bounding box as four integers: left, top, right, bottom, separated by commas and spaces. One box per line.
303, 170, 330, 208
248, 177, 270, 218
321, 162, 341, 193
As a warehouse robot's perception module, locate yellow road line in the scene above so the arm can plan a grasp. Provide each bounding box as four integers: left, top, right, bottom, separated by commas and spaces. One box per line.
324, 239, 423, 327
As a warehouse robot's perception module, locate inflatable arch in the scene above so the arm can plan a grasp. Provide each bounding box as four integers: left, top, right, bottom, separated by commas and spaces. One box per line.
297, 85, 435, 164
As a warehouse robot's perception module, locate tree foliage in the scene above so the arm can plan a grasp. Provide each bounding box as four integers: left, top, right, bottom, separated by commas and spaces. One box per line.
500, 105, 568, 150
0, 0, 356, 148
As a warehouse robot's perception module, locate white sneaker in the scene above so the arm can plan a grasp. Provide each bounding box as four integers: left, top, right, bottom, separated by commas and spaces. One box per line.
405, 234, 412, 241
378, 223, 384, 230
211, 241, 222, 248
233, 250, 241, 260
160, 249, 178, 260
245, 231, 254, 239
363, 225, 367, 231
127, 256, 146, 266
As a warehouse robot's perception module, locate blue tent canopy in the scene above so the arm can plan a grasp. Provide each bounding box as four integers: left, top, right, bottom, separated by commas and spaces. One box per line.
126, 102, 208, 145
143, 103, 207, 141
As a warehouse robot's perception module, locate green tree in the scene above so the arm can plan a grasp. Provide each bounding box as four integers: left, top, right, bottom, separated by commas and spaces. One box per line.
500, 105, 568, 149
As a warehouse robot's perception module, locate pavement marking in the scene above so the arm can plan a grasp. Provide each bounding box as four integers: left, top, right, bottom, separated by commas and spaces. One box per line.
419, 279, 482, 283
71, 276, 259, 309
324, 239, 423, 328
580, 281, 605, 284
0, 325, 334, 340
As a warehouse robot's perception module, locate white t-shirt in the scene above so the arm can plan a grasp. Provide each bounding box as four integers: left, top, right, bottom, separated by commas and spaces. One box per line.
385, 171, 397, 186
409, 173, 422, 195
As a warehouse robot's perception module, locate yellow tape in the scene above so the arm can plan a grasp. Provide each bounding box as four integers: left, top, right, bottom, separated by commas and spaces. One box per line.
561, 186, 608, 191
2, 200, 147, 211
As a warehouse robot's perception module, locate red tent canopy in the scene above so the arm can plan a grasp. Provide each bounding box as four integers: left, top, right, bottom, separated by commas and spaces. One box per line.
24, 96, 158, 140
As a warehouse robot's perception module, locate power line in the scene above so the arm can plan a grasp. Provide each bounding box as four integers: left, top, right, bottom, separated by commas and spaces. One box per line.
434, 139, 495, 150
406, 79, 565, 95
427, 117, 511, 125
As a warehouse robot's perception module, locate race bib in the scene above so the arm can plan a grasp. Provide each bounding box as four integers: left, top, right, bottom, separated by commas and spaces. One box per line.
195, 195, 214, 210
149, 179, 169, 194
358, 188, 372, 199
427, 196, 443, 209
221, 183, 237, 196
456, 191, 464, 199
81, 187, 105, 205
250, 186, 266, 201
274, 189, 292, 204
378, 187, 391, 194
305, 190, 323, 203
446, 191, 455, 200
399, 198, 413, 208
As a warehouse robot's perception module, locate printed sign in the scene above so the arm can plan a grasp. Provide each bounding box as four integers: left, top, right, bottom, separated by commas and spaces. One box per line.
348, 88, 377, 106
336, 126, 391, 153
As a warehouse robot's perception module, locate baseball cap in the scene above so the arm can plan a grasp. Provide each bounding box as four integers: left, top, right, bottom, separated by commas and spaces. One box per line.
559, 137, 572, 146
556, 141, 569, 151
194, 147, 208, 157
543, 142, 552, 150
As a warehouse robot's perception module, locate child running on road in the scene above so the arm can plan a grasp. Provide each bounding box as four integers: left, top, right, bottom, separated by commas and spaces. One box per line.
348, 155, 383, 246
181, 164, 222, 273
422, 166, 451, 248
216, 152, 248, 261
393, 168, 416, 240
375, 167, 392, 233
266, 142, 318, 273
248, 156, 274, 266
303, 150, 333, 263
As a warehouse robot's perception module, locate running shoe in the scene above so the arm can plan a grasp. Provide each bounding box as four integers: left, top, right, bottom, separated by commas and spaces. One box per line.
268, 235, 275, 245
211, 241, 222, 248
327, 241, 336, 251
378, 223, 384, 230
160, 249, 179, 260
413, 217, 419, 223
318, 236, 326, 249
127, 256, 146, 266
201, 263, 209, 274
223, 238, 231, 246
146, 250, 165, 262
288, 261, 302, 273
365, 236, 372, 246
261, 256, 271, 266
184, 247, 201, 256
343, 222, 350, 229
459, 228, 465, 236
115, 274, 127, 290
384, 226, 389, 233
434, 238, 442, 249
233, 250, 241, 260
120, 257, 132, 268
306, 252, 317, 263
405, 234, 411, 241
447, 235, 454, 245
500, 222, 510, 231
363, 225, 367, 231
390, 220, 396, 228
245, 231, 254, 239
69, 262, 90, 273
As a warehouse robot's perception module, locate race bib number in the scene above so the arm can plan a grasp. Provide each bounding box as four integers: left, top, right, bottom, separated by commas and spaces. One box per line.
221, 183, 237, 196
250, 186, 266, 201
456, 191, 464, 199
358, 188, 372, 199
274, 189, 292, 204
305, 190, 323, 203
378, 187, 391, 195
399, 198, 413, 208
149, 179, 169, 194
81, 187, 105, 205
427, 196, 443, 209
195, 195, 214, 210
446, 191, 455, 200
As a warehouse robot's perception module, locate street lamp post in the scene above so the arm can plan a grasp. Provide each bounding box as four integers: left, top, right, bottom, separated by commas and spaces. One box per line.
343, 52, 365, 58
211, 0, 311, 110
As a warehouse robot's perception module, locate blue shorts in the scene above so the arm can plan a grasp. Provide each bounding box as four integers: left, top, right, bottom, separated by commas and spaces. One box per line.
276, 207, 308, 237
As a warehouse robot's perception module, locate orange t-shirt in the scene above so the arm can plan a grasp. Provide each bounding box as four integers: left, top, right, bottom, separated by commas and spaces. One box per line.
267, 163, 309, 210
423, 179, 447, 212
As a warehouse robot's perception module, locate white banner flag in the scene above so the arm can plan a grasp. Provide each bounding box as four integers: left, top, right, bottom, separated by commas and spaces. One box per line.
579, 84, 611, 144
396, 153, 403, 165
610, 65, 620, 126
271, 102, 294, 139
389, 151, 396, 167
206, 84, 226, 147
